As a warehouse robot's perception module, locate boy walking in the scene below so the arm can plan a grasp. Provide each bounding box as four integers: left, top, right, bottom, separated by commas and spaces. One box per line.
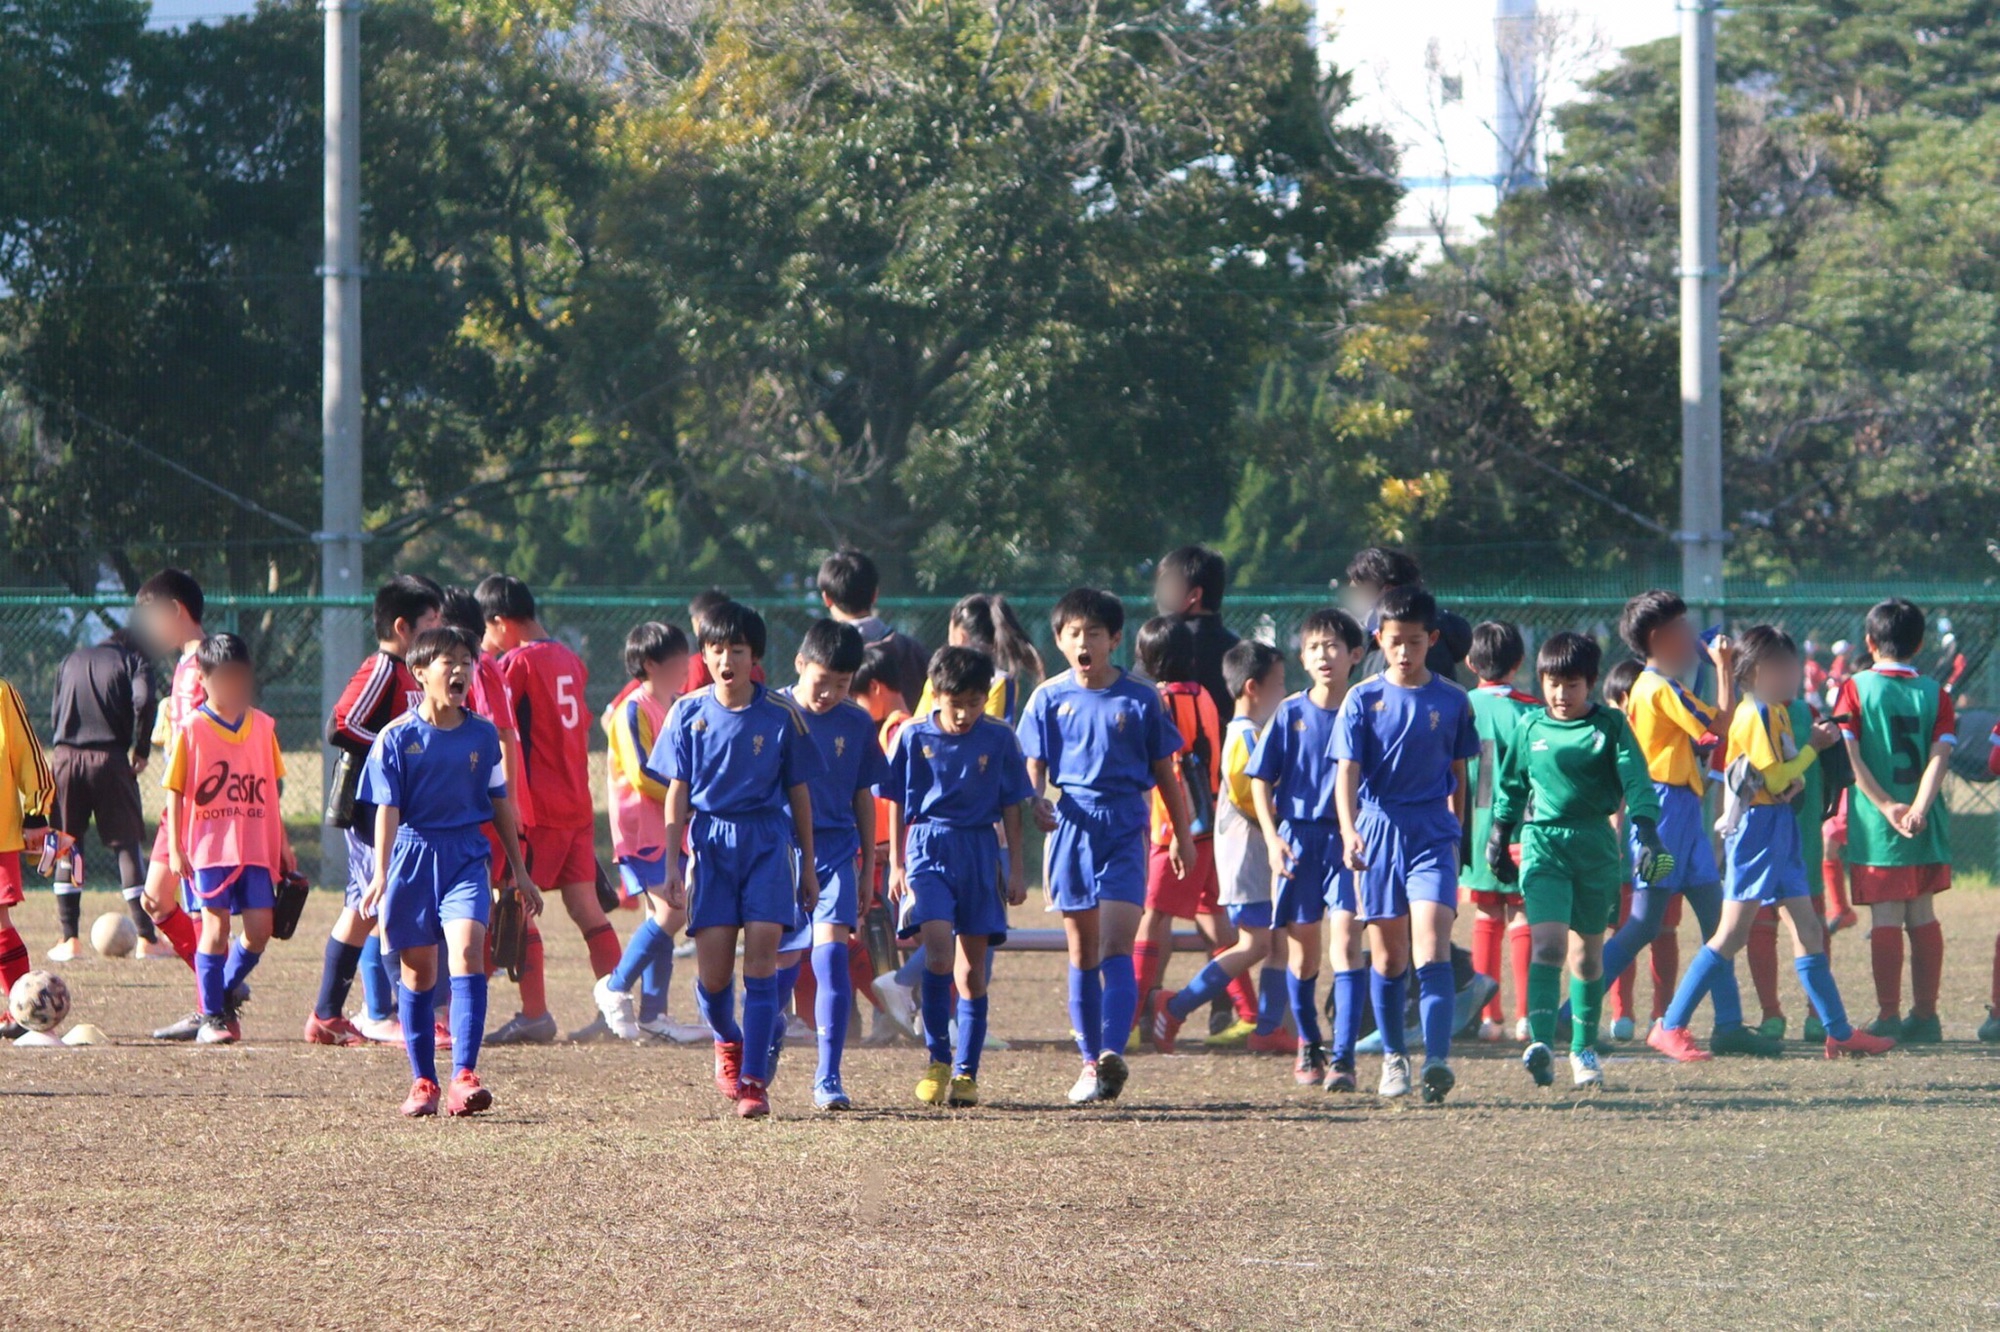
1333, 586, 1480, 1103
361, 627, 538, 1116
1462, 621, 1541, 1041
162, 634, 295, 1044
1020, 589, 1194, 1105
880, 646, 1033, 1107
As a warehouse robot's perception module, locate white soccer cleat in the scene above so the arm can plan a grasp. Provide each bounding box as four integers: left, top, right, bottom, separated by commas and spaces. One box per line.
593, 975, 641, 1041
1378, 1052, 1412, 1099
1067, 1062, 1103, 1105
1511, 1016, 1531, 1042
45, 938, 82, 963
355, 1014, 402, 1044
871, 975, 919, 1040
1569, 1048, 1603, 1088
637, 1015, 710, 1044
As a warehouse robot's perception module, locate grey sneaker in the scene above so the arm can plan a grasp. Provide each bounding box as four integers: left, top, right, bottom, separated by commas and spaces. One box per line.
1378, 1052, 1412, 1099
153, 1011, 202, 1042
486, 1010, 559, 1045
1570, 1048, 1603, 1088
195, 1014, 237, 1045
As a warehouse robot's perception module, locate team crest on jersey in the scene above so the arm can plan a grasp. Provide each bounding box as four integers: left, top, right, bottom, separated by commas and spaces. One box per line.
470, 750, 482, 770
1058, 702, 1076, 718
834, 736, 846, 758
753, 734, 766, 757
1371, 698, 1386, 712
1114, 709, 1128, 732
978, 754, 989, 773
1293, 718, 1306, 733
693, 718, 708, 733
922, 743, 935, 759
1428, 709, 1440, 731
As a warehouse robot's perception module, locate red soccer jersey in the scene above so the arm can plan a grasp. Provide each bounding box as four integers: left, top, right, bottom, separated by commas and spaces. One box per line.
503, 637, 593, 830
326, 652, 420, 756
469, 651, 527, 828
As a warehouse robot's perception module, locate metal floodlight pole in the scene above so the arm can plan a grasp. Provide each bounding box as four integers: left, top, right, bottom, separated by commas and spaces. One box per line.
319, 0, 366, 870
1679, 0, 1725, 619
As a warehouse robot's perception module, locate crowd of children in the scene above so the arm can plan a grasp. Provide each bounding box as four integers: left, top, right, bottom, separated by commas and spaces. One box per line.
7, 545, 1999, 1119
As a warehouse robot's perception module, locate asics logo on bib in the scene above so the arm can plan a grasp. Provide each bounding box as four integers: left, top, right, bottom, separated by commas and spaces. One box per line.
193, 760, 270, 809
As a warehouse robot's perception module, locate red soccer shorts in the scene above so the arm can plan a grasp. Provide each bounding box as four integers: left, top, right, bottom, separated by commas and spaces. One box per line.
0, 851, 22, 907
1848, 862, 1950, 905
525, 824, 596, 890
1145, 839, 1219, 918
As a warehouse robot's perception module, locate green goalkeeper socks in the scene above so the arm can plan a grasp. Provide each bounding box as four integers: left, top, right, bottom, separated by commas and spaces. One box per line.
1528, 961, 1562, 1046
1570, 974, 1604, 1053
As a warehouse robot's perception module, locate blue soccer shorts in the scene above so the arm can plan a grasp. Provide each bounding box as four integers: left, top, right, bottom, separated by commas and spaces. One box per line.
899, 823, 1009, 944
190, 865, 275, 915
779, 828, 863, 952
617, 854, 667, 898
1274, 820, 1353, 927
1633, 783, 1721, 894
1724, 804, 1812, 905
687, 810, 800, 935
381, 828, 492, 951
1044, 794, 1148, 912
1355, 804, 1460, 922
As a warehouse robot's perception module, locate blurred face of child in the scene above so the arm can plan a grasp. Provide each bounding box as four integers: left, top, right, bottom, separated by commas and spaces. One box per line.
858, 679, 900, 721
937, 688, 986, 735
1056, 618, 1117, 681
794, 660, 854, 713
643, 652, 686, 703
1376, 617, 1437, 680
1153, 568, 1195, 617
392, 607, 443, 655
201, 660, 255, 717
136, 599, 185, 654
1750, 649, 1801, 708
1242, 659, 1288, 725
1541, 673, 1592, 720
1299, 630, 1357, 695
419, 644, 473, 711
703, 637, 756, 691
1647, 613, 1697, 672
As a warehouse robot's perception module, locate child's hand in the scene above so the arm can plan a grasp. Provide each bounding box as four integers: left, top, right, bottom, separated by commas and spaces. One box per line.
360, 872, 387, 918
1005, 862, 1026, 907
1885, 801, 1913, 835
663, 869, 687, 911
1266, 834, 1296, 881
1170, 830, 1195, 881
887, 867, 909, 904
1808, 719, 1842, 751
519, 880, 546, 916
1342, 829, 1368, 873
1780, 779, 1804, 803
1031, 797, 1058, 835
1707, 634, 1735, 670
168, 848, 190, 882
797, 865, 820, 914
1899, 806, 1928, 836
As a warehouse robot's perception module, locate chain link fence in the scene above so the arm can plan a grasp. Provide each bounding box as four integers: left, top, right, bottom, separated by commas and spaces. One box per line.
4, 585, 1995, 880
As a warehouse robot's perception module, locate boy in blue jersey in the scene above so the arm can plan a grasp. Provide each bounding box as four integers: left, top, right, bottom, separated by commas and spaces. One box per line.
1333, 586, 1481, 1104
1244, 608, 1368, 1090
881, 646, 1034, 1107
653, 601, 823, 1121
1021, 588, 1195, 1106
359, 628, 537, 1118
773, 619, 885, 1111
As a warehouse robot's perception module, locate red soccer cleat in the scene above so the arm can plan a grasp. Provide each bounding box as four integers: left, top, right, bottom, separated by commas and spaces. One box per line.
1149, 989, 1184, 1055
400, 1078, 441, 1118
1646, 1022, 1713, 1063
1246, 1029, 1294, 1055
303, 1013, 366, 1047
714, 1040, 744, 1100
1825, 1028, 1896, 1059
735, 1078, 770, 1119
1824, 907, 1858, 936
446, 1069, 493, 1115
434, 1020, 454, 1052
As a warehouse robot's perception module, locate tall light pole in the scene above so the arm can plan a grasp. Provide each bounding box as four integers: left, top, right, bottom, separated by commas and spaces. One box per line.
1679, 0, 1724, 614
320, 0, 366, 866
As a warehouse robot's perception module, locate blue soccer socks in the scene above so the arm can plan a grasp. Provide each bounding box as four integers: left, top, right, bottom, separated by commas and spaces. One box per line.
1370, 967, 1409, 1055
1416, 960, 1455, 1063
1168, 960, 1232, 1022
954, 995, 989, 1078
1794, 952, 1853, 1042
398, 982, 438, 1084
921, 969, 954, 1067
1099, 953, 1139, 1057
697, 980, 743, 1045
1286, 971, 1324, 1047
1067, 965, 1103, 1061
195, 950, 227, 1017
813, 941, 853, 1085
610, 917, 669, 996
1664, 945, 1733, 1032
450, 973, 488, 1074
314, 937, 363, 1021
1331, 968, 1366, 1065
740, 973, 780, 1085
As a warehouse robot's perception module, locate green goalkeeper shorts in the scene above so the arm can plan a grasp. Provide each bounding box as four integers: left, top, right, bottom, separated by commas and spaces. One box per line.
1518, 822, 1621, 935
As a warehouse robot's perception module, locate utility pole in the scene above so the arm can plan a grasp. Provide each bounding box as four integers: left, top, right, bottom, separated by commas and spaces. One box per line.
1494, 0, 1540, 198
1679, 0, 1724, 616
319, 0, 365, 869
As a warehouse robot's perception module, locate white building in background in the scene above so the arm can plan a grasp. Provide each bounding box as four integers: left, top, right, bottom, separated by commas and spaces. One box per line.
1324, 0, 1676, 261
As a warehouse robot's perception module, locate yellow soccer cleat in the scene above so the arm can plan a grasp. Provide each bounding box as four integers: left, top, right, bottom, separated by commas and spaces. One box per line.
915, 1061, 952, 1105
1205, 1018, 1257, 1048
947, 1073, 978, 1107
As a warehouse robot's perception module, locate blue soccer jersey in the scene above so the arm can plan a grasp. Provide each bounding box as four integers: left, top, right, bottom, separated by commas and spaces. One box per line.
1244, 691, 1345, 826
651, 684, 825, 818
1331, 675, 1479, 820
788, 691, 887, 837
359, 711, 507, 835
879, 715, 1036, 828
1018, 669, 1178, 807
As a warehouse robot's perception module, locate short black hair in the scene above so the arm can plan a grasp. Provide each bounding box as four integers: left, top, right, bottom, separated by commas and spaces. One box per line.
440, 586, 484, 641
852, 640, 903, 700
928, 645, 996, 700
1374, 584, 1437, 631
1051, 587, 1124, 638
1864, 598, 1925, 660
798, 618, 866, 673
195, 631, 250, 673
1223, 639, 1285, 700
1619, 589, 1686, 657
1467, 621, 1525, 682
817, 548, 880, 617
624, 621, 689, 679
1537, 631, 1602, 685
137, 568, 204, 624
1300, 606, 1366, 651
374, 574, 445, 643
408, 625, 478, 673
1602, 657, 1643, 707
1345, 547, 1422, 592
476, 573, 535, 624
1732, 624, 1798, 688
688, 588, 729, 623
1159, 545, 1227, 612
696, 599, 767, 660
1134, 616, 1194, 683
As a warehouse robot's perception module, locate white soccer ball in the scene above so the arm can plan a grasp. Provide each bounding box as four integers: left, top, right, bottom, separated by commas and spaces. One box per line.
90, 912, 137, 958
9, 970, 71, 1033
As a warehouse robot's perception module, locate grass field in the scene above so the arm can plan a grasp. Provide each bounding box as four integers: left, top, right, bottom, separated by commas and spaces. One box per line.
4, 888, 2000, 1330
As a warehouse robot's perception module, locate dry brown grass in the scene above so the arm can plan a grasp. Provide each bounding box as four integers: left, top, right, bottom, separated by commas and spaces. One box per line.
4, 888, 2000, 1330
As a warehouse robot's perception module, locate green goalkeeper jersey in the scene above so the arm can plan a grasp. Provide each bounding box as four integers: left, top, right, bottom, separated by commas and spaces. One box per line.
1493, 704, 1660, 829
1463, 684, 1542, 893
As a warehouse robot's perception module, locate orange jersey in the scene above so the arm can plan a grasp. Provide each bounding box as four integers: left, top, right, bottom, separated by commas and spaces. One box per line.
1151, 681, 1221, 845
